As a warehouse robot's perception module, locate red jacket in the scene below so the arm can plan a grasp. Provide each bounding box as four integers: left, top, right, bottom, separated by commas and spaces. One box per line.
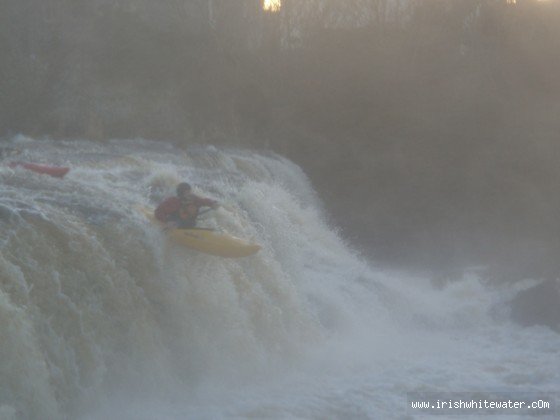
154, 194, 216, 223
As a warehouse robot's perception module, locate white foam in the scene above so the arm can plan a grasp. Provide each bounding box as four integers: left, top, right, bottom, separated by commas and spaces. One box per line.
0, 138, 558, 419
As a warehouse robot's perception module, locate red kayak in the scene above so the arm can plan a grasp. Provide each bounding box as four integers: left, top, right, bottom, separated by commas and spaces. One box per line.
9, 162, 70, 178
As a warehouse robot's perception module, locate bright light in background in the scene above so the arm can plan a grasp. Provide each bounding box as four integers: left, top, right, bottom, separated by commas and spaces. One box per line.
507, 0, 555, 4
263, 0, 282, 12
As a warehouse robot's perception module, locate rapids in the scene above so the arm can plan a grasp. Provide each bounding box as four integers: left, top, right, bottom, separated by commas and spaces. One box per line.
0, 137, 558, 419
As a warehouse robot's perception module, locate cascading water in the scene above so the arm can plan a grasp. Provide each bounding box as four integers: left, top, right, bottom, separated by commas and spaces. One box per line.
1, 137, 559, 420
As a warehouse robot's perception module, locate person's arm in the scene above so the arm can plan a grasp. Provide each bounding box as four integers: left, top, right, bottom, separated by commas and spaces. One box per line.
154, 197, 180, 222
194, 195, 218, 209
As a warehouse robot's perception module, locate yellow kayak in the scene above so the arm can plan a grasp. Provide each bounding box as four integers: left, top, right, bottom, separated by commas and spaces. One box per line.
139, 207, 261, 258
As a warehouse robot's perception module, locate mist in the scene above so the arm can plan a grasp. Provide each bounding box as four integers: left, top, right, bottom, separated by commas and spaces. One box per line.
2, 1, 560, 418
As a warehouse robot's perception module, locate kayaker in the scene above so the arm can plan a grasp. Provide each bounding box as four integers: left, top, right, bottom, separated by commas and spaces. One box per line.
154, 182, 218, 228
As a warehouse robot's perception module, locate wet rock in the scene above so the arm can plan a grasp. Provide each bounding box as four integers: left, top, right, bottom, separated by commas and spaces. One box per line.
510, 279, 560, 333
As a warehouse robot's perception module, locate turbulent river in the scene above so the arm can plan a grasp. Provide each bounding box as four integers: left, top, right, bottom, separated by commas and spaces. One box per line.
0, 137, 558, 419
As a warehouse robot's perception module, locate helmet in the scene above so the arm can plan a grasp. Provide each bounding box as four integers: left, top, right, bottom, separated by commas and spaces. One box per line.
176, 182, 192, 195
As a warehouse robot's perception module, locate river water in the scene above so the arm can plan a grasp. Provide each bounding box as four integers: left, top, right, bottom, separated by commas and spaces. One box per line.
0, 137, 558, 419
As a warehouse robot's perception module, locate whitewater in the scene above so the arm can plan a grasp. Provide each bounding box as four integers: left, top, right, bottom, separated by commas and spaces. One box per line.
0, 137, 558, 419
